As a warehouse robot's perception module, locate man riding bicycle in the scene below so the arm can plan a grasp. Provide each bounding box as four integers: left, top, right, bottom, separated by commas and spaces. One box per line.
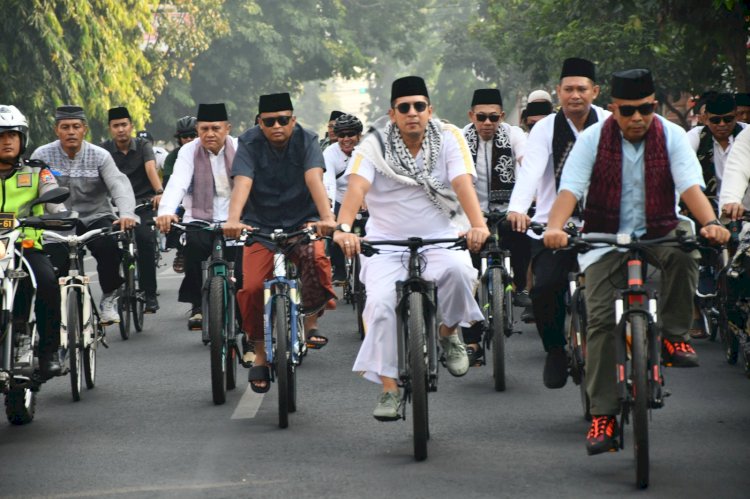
0, 105, 66, 378
543, 69, 729, 455
332, 76, 490, 421
31, 105, 137, 325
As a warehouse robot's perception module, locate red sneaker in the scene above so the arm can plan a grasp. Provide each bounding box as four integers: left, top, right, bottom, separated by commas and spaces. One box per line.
586, 415, 619, 455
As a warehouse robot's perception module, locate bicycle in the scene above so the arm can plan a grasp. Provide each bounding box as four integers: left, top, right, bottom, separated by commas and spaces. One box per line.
0, 188, 74, 423
45, 226, 117, 402
171, 221, 240, 405
244, 227, 313, 429
724, 219, 750, 377
360, 236, 466, 461
475, 212, 525, 392
342, 210, 367, 340
114, 224, 143, 340
567, 230, 700, 489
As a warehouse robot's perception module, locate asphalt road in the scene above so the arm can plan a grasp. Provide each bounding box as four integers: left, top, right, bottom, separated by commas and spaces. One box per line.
1, 254, 749, 498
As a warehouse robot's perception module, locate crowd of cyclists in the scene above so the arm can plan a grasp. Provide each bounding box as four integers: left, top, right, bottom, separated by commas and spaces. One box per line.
2, 55, 750, 467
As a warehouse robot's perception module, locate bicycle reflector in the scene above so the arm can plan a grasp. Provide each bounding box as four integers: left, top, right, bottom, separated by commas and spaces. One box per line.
21, 239, 34, 249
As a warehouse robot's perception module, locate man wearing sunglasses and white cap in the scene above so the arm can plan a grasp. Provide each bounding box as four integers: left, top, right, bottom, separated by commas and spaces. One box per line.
332, 76, 490, 421
460, 88, 529, 365
544, 68, 729, 454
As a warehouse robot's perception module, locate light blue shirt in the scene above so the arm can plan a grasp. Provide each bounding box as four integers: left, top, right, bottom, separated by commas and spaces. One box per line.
559, 114, 704, 269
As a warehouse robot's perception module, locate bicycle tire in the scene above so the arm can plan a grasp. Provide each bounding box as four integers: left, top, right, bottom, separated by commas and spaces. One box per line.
5, 385, 36, 425
208, 277, 227, 405
68, 289, 83, 402
408, 292, 429, 461
631, 313, 650, 489
274, 296, 290, 429
118, 261, 132, 340
131, 263, 144, 333
488, 268, 506, 392
354, 256, 366, 340
83, 301, 97, 389
569, 288, 590, 420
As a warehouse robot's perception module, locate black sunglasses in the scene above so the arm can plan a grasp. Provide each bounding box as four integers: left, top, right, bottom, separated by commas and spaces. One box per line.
336, 131, 359, 139
618, 102, 656, 117
475, 113, 501, 123
708, 115, 736, 125
261, 116, 292, 127
394, 101, 429, 114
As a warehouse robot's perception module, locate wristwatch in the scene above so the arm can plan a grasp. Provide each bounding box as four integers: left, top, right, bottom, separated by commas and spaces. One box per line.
335, 223, 352, 233
155, 188, 164, 195
704, 219, 722, 227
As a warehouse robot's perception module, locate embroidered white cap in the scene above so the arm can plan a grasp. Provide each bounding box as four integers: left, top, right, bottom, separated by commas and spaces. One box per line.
527, 90, 552, 103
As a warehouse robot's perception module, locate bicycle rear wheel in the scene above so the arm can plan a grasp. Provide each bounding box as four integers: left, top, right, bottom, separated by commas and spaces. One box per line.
354, 256, 366, 340
630, 313, 649, 489
274, 297, 291, 429
208, 277, 227, 405
68, 289, 83, 402
408, 292, 429, 461
5, 384, 36, 425
83, 299, 97, 389
131, 263, 144, 333
488, 268, 506, 392
569, 288, 590, 420
118, 262, 132, 340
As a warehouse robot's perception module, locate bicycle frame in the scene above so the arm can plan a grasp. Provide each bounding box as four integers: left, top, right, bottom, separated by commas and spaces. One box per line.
200, 226, 236, 345
263, 242, 303, 367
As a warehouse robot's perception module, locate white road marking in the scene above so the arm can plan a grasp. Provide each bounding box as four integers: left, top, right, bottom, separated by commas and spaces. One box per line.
230, 383, 265, 419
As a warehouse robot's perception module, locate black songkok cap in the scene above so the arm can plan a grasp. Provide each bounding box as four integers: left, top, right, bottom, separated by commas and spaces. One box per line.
55, 105, 86, 122
560, 57, 596, 82
471, 88, 502, 107
391, 76, 429, 103
329, 110, 344, 122
258, 93, 293, 114
526, 101, 553, 117
108, 106, 131, 122
735, 92, 750, 107
706, 93, 737, 115
611, 69, 655, 100
197, 103, 229, 122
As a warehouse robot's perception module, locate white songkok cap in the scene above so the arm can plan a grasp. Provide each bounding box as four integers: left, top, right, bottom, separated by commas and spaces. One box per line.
527, 90, 552, 103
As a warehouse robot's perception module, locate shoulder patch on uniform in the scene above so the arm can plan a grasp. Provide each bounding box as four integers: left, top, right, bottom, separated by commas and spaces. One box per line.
16, 173, 33, 187
40, 168, 56, 185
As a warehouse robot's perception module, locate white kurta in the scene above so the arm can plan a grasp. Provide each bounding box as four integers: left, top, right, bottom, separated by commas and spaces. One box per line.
686, 123, 748, 185
322, 142, 350, 206
345, 125, 484, 383
507, 105, 610, 238
157, 137, 237, 222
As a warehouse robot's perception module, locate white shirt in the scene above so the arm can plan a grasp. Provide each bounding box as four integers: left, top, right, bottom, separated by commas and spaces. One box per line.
686, 123, 747, 185
158, 136, 238, 222
345, 126, 476, 240
153, 145, 168, 170
508, 105, 610, 236
323, 142, 350, 206
719, 126, 750, 210
461, 122, 526, 211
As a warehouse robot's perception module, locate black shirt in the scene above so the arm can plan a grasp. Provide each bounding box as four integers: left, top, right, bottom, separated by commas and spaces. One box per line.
100, 137, 156, 200
232, 124, 324, 232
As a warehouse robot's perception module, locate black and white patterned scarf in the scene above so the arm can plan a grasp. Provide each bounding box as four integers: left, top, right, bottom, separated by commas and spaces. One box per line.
552, 108, 598, 188
464, 123, 514, 203
696, 123, 744, 199
354, 116, 470, 230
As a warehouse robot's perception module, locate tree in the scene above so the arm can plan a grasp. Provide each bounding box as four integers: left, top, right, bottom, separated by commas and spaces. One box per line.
476, 0, 749, 128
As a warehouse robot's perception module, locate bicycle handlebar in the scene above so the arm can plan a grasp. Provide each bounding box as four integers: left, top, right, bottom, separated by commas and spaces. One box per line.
565, 231, 702, 254
360, 236, 466, 257
243, 226, 316, 246
44, 226, 121, 246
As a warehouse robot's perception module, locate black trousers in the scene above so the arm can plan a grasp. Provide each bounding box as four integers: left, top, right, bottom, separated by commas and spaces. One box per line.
15, 250, 61, 355
529, 238, 578, 351
134, 206, 157, 295
330, 202, 346, 281
178, 229, 243, 311
45, 217, 124, 295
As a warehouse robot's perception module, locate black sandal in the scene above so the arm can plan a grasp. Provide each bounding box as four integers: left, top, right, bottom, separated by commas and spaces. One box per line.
248, 365, 271, 393
305, 329, 329, 349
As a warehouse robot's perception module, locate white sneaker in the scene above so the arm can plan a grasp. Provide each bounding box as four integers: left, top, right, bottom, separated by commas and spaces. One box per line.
99, 291, 120, 324
439, 334, 469, 377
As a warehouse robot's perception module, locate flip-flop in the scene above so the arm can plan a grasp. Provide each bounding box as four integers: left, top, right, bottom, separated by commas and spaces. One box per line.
689, 318, 709, 340
248, 365, 271, 393
305, 328, 329, 349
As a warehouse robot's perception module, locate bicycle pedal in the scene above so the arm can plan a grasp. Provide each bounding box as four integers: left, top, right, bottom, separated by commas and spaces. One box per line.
100, 338, 110, 349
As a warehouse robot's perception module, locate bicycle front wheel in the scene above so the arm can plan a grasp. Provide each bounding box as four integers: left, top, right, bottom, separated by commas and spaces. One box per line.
274, 297, 292, 429
131, 263, 144, 333
630, 313, 650, 489
67, 289, 83, 402
488, 268, 506, 392
354, 256, 366, 340
83, 299, 97, 389
118, 263, 132, 340
408, 292, 429, 461
208, 277, 227, 405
